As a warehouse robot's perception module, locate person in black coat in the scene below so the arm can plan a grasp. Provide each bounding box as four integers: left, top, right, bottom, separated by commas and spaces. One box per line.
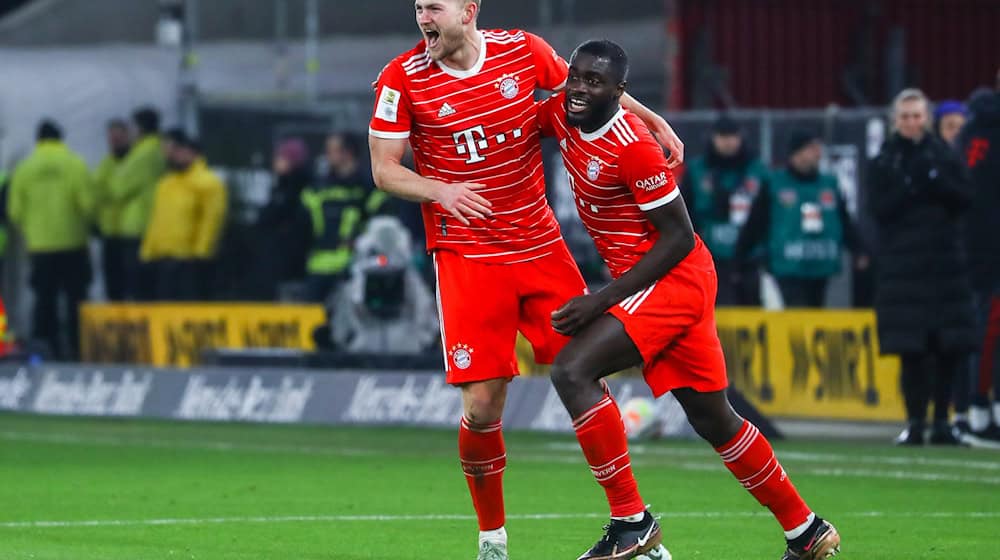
250, 137, 313, 300
868, 88, 978, 446
956, 72, 1000, 440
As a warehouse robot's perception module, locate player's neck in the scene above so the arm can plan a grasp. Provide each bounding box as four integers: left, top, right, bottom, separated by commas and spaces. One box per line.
440, 29, 483, 71
580, 103, 622, 134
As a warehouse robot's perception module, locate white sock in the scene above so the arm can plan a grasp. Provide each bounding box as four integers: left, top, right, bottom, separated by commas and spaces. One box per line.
784, 512, 816, 540
993, 403, 1000, 426
970, 406, 991, 431
479, 527, 507, 545
611, 512, 645, 523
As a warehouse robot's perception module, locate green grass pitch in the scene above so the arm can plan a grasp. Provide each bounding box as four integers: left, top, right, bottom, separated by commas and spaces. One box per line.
0, 413, 997, 559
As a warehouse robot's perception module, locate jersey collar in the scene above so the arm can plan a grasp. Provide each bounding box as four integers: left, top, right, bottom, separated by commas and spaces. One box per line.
579, 107, 627, 142
435, 32, 487, 79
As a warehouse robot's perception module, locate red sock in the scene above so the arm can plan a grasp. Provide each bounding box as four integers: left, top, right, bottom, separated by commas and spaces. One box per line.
459, 416, 506, 531
715, 420, 812, 531
573, 395, 645, 518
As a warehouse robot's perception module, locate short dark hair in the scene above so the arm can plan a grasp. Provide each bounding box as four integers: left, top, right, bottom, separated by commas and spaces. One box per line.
571, 39, 629, 85
165, 127, 201, 152
107, 118, 128, 131
132, 107, 161, 135
37, 119, 62, 141
330, 132, 362, 159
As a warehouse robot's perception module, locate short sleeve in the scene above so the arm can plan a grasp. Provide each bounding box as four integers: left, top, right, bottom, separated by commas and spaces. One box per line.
535, 93, 562, 138
525, 32, 568, 91
368, 60, 413, 139
618, 140, 679, 211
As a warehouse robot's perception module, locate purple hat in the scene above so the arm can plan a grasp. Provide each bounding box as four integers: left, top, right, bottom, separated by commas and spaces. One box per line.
277, 137, 309, 169
934, 100, 967, 120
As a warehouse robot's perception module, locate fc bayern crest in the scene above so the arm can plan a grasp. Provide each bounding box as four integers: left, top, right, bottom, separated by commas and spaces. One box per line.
820, 189, 836, 208
587, 159, 602, 181
449, 343, 474, 370
498, 76, 519, 99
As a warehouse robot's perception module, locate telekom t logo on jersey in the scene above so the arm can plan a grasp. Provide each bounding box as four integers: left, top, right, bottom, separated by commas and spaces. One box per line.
453, 125, 524, 164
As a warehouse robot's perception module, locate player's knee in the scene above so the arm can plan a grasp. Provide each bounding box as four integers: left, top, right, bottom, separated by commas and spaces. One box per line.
550, 357, 590, 395
462, 390, 505, 425
463, 401, 502, 425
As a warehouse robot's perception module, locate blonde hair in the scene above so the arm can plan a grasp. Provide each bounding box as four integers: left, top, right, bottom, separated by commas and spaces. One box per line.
891, 88, 931, 131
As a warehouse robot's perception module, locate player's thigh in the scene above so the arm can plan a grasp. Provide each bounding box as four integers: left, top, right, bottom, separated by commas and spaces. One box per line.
435, 251, 520, 383
516, 246, 587, 364
607, 280, 698, 365
553, 312, 644, 379
645, 310, 729, 398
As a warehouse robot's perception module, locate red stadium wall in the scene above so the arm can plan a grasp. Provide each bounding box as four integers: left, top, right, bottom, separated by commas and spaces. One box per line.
672, 0, 999, 108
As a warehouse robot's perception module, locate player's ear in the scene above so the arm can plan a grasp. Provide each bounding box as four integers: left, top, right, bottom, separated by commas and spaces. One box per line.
463, 1, 477, 24
615, 81, 627, 99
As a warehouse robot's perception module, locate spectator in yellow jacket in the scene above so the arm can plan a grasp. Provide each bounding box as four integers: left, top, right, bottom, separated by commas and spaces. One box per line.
7, 120, 94, 359
141, 129, 227, 301
107, 107, 166, 300
92, 118, 132, 300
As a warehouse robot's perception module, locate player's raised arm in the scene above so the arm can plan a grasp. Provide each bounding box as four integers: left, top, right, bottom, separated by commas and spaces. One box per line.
368, 135, 491, 226
620, 94, 685, 168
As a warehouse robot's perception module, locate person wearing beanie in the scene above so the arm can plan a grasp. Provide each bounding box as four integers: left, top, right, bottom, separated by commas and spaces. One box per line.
251, 137, 315, 300
955, 68, 1000, 443
734, 129, 866, 307
934, 100, 968, 147
7, 118, 94, 359
681, 114, 771, 306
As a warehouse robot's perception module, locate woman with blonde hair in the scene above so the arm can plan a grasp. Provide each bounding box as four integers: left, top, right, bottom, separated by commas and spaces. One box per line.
868, 88, 978, 446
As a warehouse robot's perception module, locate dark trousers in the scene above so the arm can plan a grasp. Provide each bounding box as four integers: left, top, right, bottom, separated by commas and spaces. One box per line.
29, 248, 91, 360
777, 277, 829, 308
149, 259, 212, 301
900, 350, 964, 426
966, 287, 1000, 410
101, 237, 128, 301
714, 258, 761, 306
119, 238, 156, 301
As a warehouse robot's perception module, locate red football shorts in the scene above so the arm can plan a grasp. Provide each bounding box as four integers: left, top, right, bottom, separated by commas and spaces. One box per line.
434, 244, 587, 384
608, 239, 729, 397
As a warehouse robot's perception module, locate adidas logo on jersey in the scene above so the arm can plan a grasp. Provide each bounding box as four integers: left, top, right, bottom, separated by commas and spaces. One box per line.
438, 103, 456, 118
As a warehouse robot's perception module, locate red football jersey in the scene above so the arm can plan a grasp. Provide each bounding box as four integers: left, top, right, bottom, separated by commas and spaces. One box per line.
537, 93, 682, 278
369, 29, 569, 264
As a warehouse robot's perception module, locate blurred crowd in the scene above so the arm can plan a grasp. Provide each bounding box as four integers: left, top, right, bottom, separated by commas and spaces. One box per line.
0, 74, 998, 445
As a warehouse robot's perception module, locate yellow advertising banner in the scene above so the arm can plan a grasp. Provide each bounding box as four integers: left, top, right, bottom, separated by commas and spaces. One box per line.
81, 303, 327, 367
516, 308, 903, 422
716, 309, 902, 422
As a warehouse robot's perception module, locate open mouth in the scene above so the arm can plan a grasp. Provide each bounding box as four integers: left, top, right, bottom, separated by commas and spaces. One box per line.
424, 30, 440, 49
567, 97, 590, 113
